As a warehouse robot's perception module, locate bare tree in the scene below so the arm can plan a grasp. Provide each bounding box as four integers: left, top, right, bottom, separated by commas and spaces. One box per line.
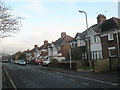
0, 1, 22, 38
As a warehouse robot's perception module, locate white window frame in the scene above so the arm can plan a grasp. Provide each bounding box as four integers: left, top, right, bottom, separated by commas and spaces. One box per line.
79, 40, 85, 46
58, 46, 61, 50
77, 40, 80, 47
81, 52, 86, 60
91, 51, 102, 60
108, 47, 116, 57
108, 33, 114, 41
71, 42, 76, 48
94, 35, 100, 43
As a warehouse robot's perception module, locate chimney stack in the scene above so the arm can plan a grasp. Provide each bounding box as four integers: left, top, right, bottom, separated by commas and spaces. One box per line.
97, 14, 106, 23
61, 32, 66, 38
44, 40, 48, 45
34, 45, 38, 49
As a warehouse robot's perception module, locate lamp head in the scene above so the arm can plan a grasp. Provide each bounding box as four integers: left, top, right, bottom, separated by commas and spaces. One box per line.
79, 10, 84, 13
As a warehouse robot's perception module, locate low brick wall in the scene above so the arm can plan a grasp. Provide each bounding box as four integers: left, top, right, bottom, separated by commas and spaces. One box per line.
48, 60, 89, 71
93, 58, 119, 72
93, 59, 110, 72
110, 57, 119, 71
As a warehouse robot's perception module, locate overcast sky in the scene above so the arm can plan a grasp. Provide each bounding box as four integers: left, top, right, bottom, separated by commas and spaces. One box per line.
1, 0, 119, 55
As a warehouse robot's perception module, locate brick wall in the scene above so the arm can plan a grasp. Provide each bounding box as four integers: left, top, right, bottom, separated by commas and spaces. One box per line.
93, 58, 119, 72
61, 44, 70, 59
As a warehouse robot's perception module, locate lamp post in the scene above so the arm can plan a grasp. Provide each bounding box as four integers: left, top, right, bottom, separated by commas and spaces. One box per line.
79, 10, 92, 71
69, 43, 72, 70
79, 10, 88, 29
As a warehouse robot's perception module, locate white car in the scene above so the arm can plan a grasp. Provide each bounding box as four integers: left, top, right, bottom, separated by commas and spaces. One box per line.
42, 58, 51, 66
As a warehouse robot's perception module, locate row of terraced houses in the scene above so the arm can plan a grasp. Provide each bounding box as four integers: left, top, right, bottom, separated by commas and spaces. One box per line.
13, 14, 120, 72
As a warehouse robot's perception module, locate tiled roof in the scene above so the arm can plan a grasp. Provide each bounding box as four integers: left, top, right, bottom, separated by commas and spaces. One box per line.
100, 17, 120, 32
38, 43, 49, 50
54, 35, 73, 45
74, 33, 86, 39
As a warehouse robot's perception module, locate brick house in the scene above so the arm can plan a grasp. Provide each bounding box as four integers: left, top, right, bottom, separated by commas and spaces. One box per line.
30, 45, 40, 60
39, 40, 49, 57
48, 32, 73, 60
100, 17, 120, 59
87, 14, 120, 60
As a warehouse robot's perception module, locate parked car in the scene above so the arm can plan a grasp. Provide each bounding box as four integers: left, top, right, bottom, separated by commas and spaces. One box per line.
35, 58, 44, 65
2, 59, 8, 63
42, 58, 51, 66
14, 60, 19, 64
18, 60, 26, 65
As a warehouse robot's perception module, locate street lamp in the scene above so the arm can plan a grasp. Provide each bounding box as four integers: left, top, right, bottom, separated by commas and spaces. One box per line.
79, 10, 88, 29
68, 43, 72, 70
69, 48, 72, 70
79, 10, 92, 71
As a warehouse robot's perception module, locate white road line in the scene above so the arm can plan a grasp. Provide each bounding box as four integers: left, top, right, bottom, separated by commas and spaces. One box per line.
3, 72, 7, 88
59, 73, 118, 86
42, 71, 46, 73
70, 79, 75, 82
48, 73, 52, 75
3, 67, 17, 90
38, 71, 46, 73
82, 82, 89, 85
58, 76, 63, 78
56, 72, 61, 74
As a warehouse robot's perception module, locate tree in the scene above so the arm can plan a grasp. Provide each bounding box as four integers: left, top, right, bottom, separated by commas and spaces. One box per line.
0, 1, 22, 38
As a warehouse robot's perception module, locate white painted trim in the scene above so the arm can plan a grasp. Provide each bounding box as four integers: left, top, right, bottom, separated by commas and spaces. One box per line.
100, 29, 120, 37
108, 47, 115, 50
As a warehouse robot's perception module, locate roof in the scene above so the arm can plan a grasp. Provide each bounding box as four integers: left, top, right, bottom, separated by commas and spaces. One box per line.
74, 33, 83, 39
39, 43, 49, 50
100, 17, 120, 32
54, 35, 73, 45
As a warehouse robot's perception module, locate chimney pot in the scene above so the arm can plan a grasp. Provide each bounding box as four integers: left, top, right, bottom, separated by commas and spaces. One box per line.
61, 32, 66, 38
44, 40, 48, 45
97, 14, 106, 23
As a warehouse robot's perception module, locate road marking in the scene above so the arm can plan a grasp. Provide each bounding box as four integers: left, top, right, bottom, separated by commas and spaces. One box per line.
82, 82, 89, 85
70, 79, 75, 82
112, 83, 119, 86
2, 72, 8, 88
58, 76, 63, 78
38, 71, 46, 73
58, 73, 118, 86
42, 71, 46, 73
56, 72, 61, 74
2, 67, 17, 90
48, 73, 52, 75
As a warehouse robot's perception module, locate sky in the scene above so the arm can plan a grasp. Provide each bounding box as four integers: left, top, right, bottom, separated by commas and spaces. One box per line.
0, 0, 119, 55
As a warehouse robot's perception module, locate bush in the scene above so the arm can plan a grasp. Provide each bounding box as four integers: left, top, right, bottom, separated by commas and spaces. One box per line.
49, 58, 58, 64
79, 66, 90, 70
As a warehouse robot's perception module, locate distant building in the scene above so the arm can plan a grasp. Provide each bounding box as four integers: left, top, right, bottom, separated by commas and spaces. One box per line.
48, 32, 73, 60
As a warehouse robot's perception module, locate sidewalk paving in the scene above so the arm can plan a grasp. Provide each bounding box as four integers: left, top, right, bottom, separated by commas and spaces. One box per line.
40, 66, 119, 84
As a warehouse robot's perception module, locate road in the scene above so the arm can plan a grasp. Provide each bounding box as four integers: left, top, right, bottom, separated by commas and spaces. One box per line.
2, 63, 119, 88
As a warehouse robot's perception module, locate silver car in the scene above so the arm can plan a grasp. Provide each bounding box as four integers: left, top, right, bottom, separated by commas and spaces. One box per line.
18, 60, 26, 65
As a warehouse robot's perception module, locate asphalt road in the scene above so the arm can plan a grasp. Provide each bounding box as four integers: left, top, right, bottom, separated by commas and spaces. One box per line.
2, 63, 118, 88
